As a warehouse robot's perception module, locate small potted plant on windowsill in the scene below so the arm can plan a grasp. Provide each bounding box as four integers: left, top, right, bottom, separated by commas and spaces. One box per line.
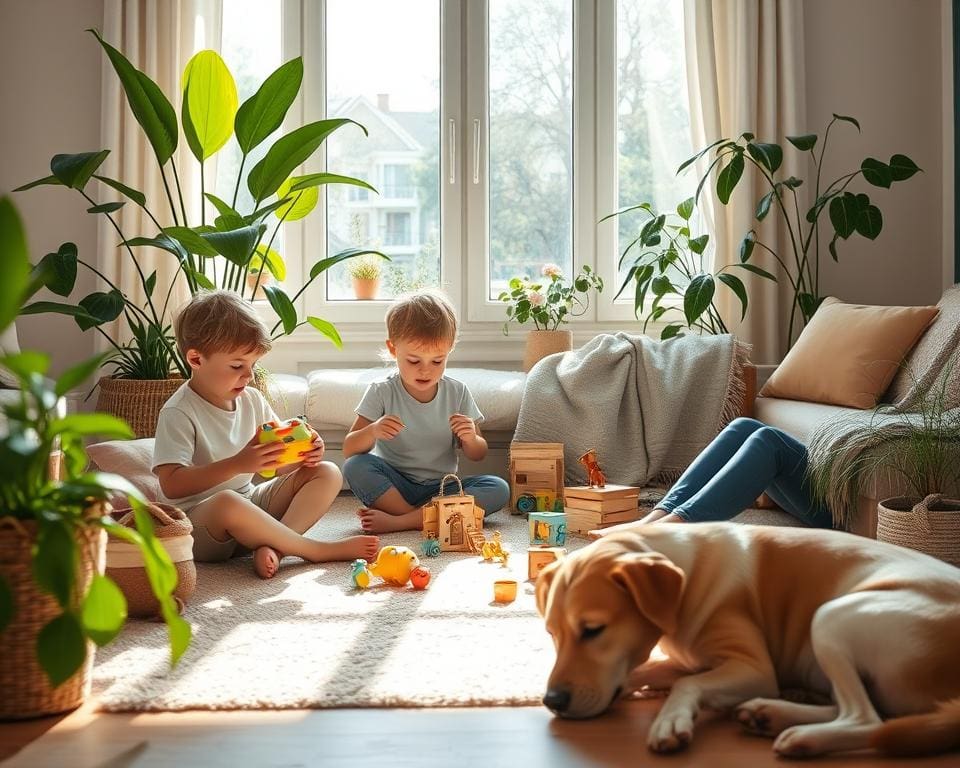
348, 255, 383, 300
499, 263, 604, 372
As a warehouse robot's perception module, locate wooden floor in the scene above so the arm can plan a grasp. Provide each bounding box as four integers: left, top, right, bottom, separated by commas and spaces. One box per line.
2, 699, 956, 768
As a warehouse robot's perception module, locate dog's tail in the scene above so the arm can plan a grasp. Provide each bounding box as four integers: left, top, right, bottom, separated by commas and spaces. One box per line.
870, 698, 960, 757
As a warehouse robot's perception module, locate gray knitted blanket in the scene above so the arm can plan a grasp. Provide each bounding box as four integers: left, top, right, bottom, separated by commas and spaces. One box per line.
513, 333, 750, 486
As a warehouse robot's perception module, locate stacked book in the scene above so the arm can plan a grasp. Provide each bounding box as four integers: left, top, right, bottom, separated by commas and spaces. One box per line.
563, 484, 641, 536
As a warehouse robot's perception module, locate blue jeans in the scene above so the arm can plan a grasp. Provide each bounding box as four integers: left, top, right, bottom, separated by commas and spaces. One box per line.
658, 417, 832, 527
342, 453, 510, 515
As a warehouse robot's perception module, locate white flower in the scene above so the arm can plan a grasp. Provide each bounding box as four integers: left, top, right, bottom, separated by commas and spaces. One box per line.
541, 263, 562, 278
527, 290, 545, 307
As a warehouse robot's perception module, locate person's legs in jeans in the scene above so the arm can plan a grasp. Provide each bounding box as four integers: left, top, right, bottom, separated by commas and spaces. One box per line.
460, 475, 510, 516
342, 453, 427, 534
665, 423, 830, 526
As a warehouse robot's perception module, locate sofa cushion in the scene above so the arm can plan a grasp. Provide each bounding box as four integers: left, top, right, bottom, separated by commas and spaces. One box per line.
759, 297, 938, 409
884, 284, 960, 410
88, 438, 161, 505
304, 367, 526, 432
754, 396, 859, 445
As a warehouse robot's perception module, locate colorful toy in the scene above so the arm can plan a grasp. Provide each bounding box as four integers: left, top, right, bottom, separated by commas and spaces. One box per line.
527, 546, 566, 580
409, 566, 431, 590
533, 490, 558, 512
509, 442, 565, 514
515, 493, 538, 516
421, 474, 485, 553
577, 448, 607, 488
480, 531, 510, 566
529, 511, 567, 546
350, 558, 371, 589
256, 417, 314, 478
493, 579, 518, 603
421, 536, 441, 558
368, 545, 421, 586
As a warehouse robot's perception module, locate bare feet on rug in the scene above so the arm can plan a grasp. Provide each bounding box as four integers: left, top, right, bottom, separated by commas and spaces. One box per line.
315, 535, 380, 562
357, 506, 417, 534
253, 545, 281, 579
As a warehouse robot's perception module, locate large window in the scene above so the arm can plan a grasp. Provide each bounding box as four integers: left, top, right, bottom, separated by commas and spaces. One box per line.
221, 0, 691, 334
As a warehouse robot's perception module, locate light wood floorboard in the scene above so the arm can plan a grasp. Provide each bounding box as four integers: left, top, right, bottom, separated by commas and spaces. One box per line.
2, 698, 956, 768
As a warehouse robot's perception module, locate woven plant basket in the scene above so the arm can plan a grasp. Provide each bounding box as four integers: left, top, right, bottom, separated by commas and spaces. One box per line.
95, 376, 183, 438
106, 504, 196, 618
0, 519, 105, 720
523, 329, 573, 372
877, 494, 960, 567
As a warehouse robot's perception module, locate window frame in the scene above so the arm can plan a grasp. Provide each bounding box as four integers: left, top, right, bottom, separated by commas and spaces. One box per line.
263, 0, 680, 369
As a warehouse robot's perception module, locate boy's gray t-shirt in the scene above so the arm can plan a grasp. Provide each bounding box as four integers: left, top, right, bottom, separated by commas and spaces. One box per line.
355, 373, 483, 482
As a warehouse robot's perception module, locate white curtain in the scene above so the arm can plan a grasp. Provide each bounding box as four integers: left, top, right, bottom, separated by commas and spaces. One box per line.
96, 0, 222, 349
683, 0, 806, 364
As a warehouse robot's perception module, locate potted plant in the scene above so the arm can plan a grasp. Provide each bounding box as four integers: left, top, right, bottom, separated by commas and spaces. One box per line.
808, 358, 960, 566
16, 33, 388, 436
603, 197, 775, 339
348, 254, 383, 300
0, 197, 189, 719
499, 263, 604, 371
682, 114, 920, 346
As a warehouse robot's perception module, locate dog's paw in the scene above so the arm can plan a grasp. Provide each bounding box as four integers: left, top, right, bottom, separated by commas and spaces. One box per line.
647, 709, 695, 753
735, 698, 780, 737
772, 725, 819, 758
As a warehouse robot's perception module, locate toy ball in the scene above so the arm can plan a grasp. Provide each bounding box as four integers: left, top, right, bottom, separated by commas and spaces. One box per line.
421, 537, 441, 558
409, 566, 431, 590
368, 545, 420, 587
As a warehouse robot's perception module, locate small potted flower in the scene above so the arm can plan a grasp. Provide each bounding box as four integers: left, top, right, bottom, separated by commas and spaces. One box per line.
499, 263, 604, 371
348, 255, 383, 300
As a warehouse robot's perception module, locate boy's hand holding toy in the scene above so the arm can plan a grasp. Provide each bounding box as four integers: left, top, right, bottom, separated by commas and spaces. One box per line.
232, 433, 287, 475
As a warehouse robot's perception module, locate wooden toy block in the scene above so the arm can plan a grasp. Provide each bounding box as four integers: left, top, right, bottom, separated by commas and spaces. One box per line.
527, 546, 566, 580
421, 474, 485, 552
565, 507, 642, 536
564, 483, 640, 501
509, 442, 564, 512
529, 511, 567, 546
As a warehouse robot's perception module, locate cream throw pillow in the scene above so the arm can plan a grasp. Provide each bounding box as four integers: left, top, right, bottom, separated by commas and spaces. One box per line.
87, 438, 162, 507
760, 297, 939, 409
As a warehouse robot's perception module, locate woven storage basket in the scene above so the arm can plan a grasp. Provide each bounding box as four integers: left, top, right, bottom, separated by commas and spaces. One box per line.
95, 376, 183, 439
106, 504, 196, 618
0, 519, 105, 720
877, 494, 960, 567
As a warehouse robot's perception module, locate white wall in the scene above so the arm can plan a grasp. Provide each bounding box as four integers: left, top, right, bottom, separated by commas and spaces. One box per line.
804, 0, 949, 307
0, 0, 104, 376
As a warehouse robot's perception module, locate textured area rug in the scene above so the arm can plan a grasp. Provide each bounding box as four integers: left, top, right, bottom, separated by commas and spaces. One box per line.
94, 492, 671, 712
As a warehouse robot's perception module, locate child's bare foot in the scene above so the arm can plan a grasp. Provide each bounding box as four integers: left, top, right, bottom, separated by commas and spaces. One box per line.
358, 507, 418, 534
314, 534, 379, 562
254, 545, 281, 579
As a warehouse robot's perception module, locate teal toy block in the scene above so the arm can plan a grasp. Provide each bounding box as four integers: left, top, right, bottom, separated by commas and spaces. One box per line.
529, 511, 567, 546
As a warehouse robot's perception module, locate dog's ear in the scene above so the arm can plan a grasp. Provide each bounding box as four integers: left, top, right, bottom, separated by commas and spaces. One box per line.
535, 560, 561, 616
611, 553, 685, 634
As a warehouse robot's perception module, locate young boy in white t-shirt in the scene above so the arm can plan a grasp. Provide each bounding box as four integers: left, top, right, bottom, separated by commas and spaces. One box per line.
342, 290, 510, 533
153, 290, 378, 578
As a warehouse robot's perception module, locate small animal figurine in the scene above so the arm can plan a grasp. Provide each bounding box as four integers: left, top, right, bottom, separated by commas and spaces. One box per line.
421, 536, 441, 558
409, 566, 431, 590
256, 417, 315, 477
578, 448, 607, 488
350, 559, 371, 590
480, 531, 510, 566
368, 545, 420, 587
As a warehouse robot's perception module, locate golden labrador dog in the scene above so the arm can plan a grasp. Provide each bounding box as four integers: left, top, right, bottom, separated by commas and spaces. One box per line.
536, 523, 960, 758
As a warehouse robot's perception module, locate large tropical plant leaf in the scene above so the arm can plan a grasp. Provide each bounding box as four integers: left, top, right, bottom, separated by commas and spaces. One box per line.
235, 57, 303, 154
0, 196, 31, 333
50, 151, 111, 190
181, 50, 238, 161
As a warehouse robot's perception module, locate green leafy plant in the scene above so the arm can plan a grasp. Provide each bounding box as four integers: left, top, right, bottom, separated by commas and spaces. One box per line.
347, 254, 383, 281
0, 196, 190, 686
682, 114, 920, 345
499, 263, 604, 333
16, 32, 388, 380
604, 197, 775, 339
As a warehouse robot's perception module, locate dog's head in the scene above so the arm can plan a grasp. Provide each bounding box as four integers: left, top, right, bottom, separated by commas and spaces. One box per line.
535, 531, 685, 719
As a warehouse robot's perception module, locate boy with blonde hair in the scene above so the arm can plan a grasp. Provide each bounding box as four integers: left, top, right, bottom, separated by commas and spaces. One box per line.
342, 289, 509, 533
153, 290, 378, 578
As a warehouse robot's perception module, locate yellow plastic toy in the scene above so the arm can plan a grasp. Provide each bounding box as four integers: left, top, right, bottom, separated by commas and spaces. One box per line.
367, 545, 421, 587
480, 531, 510, 566
256, 417, 314, 478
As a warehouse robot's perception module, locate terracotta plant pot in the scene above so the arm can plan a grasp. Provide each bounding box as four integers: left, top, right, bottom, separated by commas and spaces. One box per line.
245, 271, 272, 301
95, 376, 183, 439
352, 277, 380, 301
523, 329, 573, 372
877, 494, 960, 567
0, 522, 105, 719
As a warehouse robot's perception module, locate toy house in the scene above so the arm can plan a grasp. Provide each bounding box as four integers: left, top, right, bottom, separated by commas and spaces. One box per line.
509, 442, 565, 513
421, 474, 486, 553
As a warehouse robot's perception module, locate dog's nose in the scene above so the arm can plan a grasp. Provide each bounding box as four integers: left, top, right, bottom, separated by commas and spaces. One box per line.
543, 687, 571, 714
